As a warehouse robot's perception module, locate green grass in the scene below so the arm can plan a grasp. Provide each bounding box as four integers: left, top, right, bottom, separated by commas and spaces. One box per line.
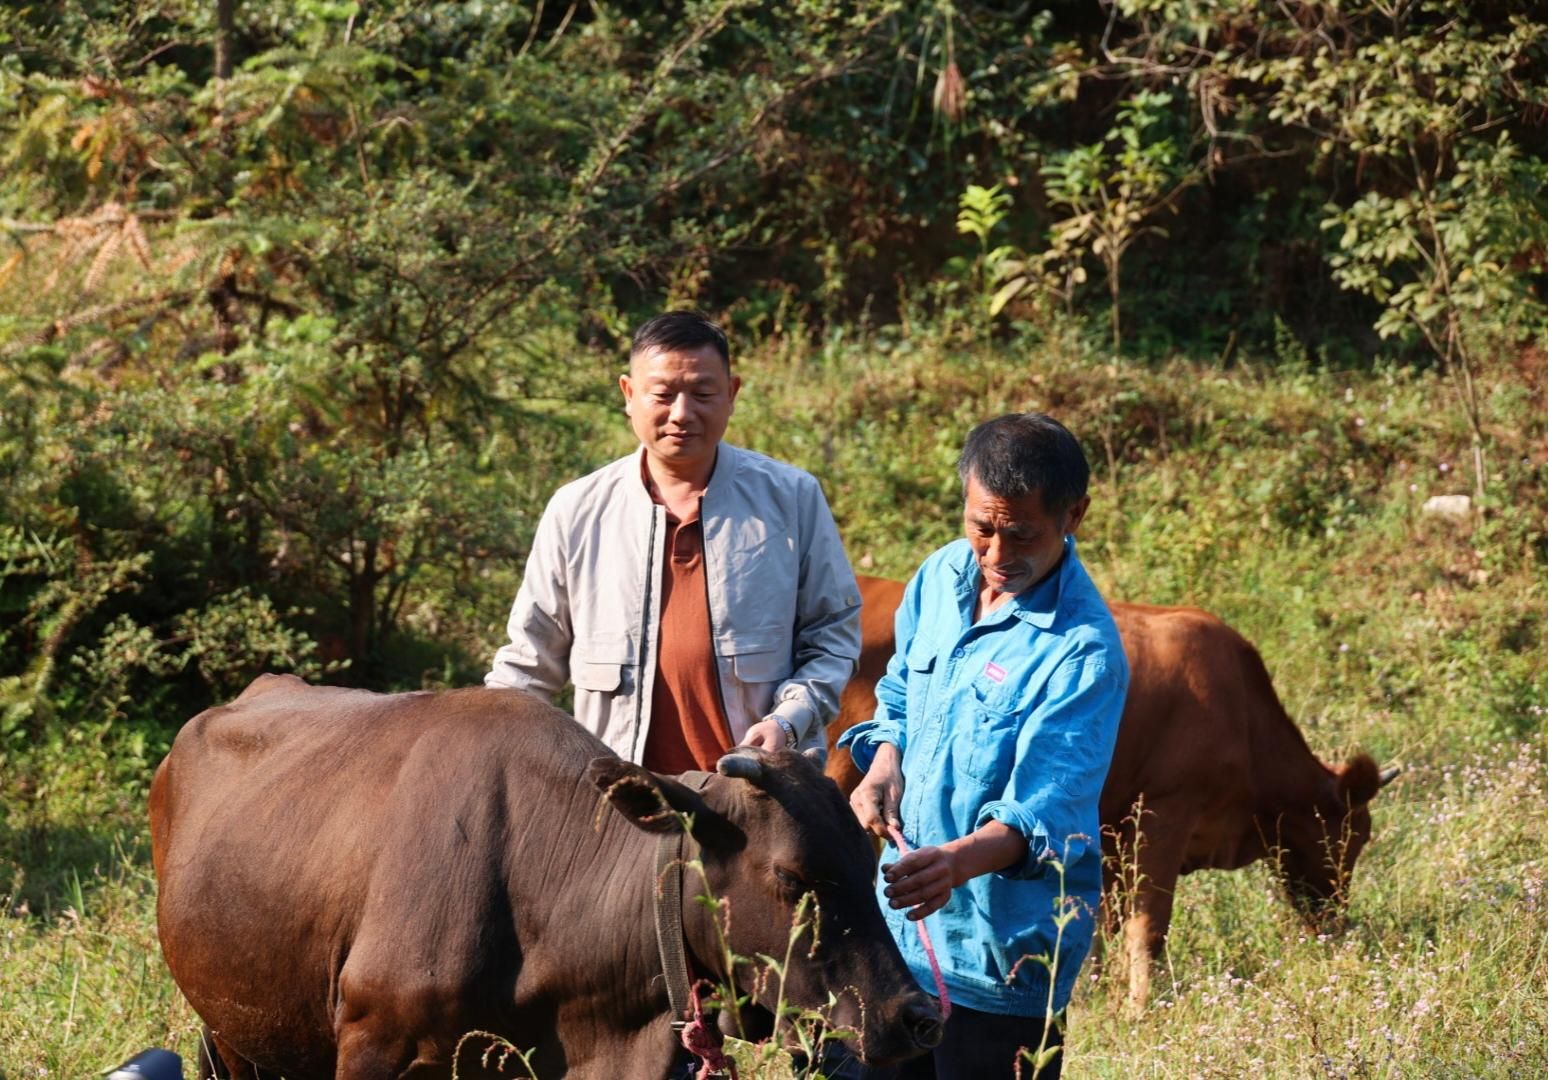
1070, 736, 1548, 1077
3, 325, 1545, 1076
1, 840, 203, 1075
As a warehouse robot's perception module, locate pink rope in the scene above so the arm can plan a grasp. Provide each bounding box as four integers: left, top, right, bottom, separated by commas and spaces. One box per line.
682, 979, 739, 1080
887, 824, 953, 1019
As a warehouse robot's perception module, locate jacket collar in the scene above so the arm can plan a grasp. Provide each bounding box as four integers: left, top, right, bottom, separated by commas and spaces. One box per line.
951, 535, 1077, 630
702, 443, 741, 505
629, 443, 741, 509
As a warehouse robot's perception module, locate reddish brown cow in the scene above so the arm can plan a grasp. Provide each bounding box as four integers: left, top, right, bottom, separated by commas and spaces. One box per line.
828, 576, 1396, 1008
152, 675, 942, 1079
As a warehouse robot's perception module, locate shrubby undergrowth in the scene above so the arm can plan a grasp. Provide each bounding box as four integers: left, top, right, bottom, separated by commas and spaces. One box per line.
5, 327, 1545, 1076
2, 1, 1546, 1075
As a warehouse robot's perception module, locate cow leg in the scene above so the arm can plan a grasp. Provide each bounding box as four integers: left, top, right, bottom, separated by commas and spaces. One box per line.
1103, 804, 1193, 1013
195, 1028, 224, 1080
197, 1027, 265, 1080
1125, 829, 1191, 1013
334, 1017, 421, 1080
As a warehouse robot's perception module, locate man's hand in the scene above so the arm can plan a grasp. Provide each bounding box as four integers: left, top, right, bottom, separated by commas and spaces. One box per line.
741, 716, 794, 752
882, 845, 961, 921
883, 821, 1029, 920
849, 742, 904, 840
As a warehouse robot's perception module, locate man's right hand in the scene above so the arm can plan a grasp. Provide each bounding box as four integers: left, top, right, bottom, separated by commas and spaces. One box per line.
849, 742, 904, 840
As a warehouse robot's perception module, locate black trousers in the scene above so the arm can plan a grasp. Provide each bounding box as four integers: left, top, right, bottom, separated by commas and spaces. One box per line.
835, 1002, 1064, 1080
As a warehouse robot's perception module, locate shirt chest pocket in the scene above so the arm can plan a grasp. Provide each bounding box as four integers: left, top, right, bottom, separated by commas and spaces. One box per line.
957, 672, 1024, 786
905, 640, 938, 711
959, 701, 1020, 787
719, 630, 792, 685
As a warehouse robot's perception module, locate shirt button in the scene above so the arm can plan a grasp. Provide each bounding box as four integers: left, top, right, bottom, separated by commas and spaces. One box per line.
951, 648, 965, 659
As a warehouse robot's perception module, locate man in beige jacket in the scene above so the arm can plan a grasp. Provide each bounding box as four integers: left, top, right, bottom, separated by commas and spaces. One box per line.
485, 311, 861, 772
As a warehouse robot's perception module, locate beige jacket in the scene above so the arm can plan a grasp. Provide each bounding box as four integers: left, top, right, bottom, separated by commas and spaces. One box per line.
485, 444, 862, 762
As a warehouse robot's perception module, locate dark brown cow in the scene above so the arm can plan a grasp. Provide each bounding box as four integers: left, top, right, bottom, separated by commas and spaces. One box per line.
151, 674, 942, 1079
827, 577, 1396, 1009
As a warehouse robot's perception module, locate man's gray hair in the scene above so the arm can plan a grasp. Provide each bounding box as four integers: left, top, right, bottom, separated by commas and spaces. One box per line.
629, 311, 730, 370
957, 413, 1090, 514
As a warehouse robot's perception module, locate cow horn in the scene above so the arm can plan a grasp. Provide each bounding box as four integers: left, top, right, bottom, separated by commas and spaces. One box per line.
802, 746, 828, 768
1378, 765, 1401, 789
716, 752, 765, 783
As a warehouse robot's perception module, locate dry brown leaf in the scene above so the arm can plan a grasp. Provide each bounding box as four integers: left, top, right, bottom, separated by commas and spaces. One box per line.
83, 227, 124, 293
123, 213, 152, 270
70, 117, 99, 151
0, 250, 22, 292
933, 62, 966, 123
161, 240, 203, 277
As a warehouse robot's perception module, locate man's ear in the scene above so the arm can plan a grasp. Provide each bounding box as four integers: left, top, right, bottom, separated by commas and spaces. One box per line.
1063, 493, 1091, 537
586, 758, 743, 852
619, 372, 634, 415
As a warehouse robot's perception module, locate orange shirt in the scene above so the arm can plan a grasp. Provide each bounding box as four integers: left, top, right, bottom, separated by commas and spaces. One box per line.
640, 505, 734, 774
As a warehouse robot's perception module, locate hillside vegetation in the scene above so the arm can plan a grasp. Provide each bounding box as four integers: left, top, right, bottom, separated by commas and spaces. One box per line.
3, 1, 1546, 1076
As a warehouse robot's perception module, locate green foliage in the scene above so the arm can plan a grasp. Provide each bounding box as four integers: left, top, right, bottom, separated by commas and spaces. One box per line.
977, 90, 1197, 351
953, 182, 1015, 332
1036, 91, 1196, 352
1232, 1, 1548, 497
0, 5, 1546, 1070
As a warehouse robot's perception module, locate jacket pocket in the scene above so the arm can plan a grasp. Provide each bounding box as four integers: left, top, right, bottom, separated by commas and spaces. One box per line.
729, 648, 792, 684
571, 638, 632, 692
571, 659, 622, 692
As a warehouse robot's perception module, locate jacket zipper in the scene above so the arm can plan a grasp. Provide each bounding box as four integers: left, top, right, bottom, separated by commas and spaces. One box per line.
629, 505, 660, 764
699, 493, 733, 744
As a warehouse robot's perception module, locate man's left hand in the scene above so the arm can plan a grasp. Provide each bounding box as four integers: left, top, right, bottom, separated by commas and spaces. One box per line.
741, 717, 793, 752
882, 845, 961, 921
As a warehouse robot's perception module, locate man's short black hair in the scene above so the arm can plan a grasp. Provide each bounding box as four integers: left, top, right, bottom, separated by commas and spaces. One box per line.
629, 311, 731, 370
957, 413, 1090, 514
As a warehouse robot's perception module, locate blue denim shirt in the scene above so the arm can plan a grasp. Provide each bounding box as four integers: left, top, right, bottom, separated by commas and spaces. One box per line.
838, 537, 1128, 1016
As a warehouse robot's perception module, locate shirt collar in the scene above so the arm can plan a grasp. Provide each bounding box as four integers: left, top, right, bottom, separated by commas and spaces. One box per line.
633, 443, 735, 510
951, 535, 1075, 630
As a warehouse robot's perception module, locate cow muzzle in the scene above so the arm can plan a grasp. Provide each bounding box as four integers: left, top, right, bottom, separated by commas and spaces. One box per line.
901, 995, 946, 1050
850, 990, 944, 1065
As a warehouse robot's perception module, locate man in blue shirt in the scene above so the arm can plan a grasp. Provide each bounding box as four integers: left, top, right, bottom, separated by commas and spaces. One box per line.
839, 413, 1129, 1080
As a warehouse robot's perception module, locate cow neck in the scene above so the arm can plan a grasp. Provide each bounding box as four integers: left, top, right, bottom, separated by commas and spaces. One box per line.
1246, 691, 1332, 815
655, 769, 715, 1028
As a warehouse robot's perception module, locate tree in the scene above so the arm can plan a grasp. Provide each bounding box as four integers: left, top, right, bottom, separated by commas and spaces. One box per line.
1243, 3, 1548, 500
0, 0, 910, 700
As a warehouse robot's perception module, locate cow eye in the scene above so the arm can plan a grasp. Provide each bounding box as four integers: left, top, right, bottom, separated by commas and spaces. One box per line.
773, 867, 809, 896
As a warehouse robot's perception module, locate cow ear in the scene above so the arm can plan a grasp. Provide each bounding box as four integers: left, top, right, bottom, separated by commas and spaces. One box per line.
587, 757, 745, 851
587, 757, 697, 834
1337, 753, 1383, 806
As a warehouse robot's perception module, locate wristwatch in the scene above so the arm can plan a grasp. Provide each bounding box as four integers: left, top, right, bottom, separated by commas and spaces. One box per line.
775, 717, 798, 749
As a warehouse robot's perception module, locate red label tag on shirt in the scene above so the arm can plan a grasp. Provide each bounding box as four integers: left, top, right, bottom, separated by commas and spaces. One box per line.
984, 661, 1007, 683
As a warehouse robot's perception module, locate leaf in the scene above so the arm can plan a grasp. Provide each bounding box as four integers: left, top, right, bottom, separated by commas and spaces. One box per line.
0, 250, 22, 292
989, 277, 1028, 317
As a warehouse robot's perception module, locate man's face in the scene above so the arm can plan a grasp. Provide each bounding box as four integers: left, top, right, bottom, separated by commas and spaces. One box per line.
962, 474, 1090, 597
620, 344, 741, 473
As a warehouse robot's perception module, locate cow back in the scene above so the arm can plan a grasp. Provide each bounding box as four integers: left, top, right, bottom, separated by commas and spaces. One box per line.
829, 579, 1295, 865
150, 675, 617, 1077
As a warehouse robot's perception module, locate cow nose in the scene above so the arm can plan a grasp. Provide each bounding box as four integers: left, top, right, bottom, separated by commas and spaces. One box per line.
903, 997, 945, 1050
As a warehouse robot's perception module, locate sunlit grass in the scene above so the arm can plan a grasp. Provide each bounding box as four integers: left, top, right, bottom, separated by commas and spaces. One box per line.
1070, 734, 1548, 1077
1, 846, 202, 1076
3, 330, 1544, 1075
